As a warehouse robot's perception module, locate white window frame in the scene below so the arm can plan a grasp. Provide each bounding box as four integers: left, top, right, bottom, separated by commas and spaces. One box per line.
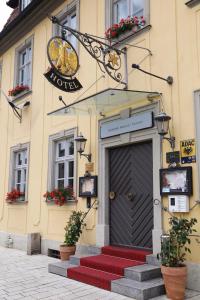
48, 128, 77, 200
0, 61, 2, 97
53, 0, 80, 51
21, 0, 32, 11
9, 143, 30, 202
14, 36, 33, 90
105, 0, 150, 34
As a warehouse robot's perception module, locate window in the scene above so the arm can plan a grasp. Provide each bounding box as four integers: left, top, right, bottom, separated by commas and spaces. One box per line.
0, 62, 2, 94
55, 138, 74, 189
48, 129, 76, 198
21, 0, 32, 11
9, 143, 30, 202
113, 0, 145, 23
15, 37, 33, 90
54, 1, 80, 50
60, 11, 77, 49
106, 0, 149, 35
14, 150, 27, 193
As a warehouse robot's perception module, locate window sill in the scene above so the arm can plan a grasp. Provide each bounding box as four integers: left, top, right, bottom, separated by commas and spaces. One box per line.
110, 25, 151, 47
11, 89, 32, 103
185, 0, 200, 7
6, 200, 28, 205
46, 199, 77, 206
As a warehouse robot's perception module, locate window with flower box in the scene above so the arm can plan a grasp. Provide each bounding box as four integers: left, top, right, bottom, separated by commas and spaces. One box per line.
105, 0, 149, 40
13, 36, 33, 98
53, 0, 80, 50
47, 129, 76, 203
8, 143, 30, 203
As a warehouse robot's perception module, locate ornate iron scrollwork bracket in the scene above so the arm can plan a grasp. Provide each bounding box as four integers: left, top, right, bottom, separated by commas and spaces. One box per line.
50, 16, 127, 88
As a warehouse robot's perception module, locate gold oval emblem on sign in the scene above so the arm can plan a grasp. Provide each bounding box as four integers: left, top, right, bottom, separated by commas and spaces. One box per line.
47, 36, 79, 77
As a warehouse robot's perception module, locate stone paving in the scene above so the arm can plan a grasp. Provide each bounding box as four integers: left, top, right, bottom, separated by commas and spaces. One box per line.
0, 246, 199, 300
0, 246, 132, 300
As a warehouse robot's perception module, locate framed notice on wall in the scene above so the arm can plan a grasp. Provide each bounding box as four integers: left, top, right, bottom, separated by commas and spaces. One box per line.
79, 176, 98, 197
160, 167, 193, 196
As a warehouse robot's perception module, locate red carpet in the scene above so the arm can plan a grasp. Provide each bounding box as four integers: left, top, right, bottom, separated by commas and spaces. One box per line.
67, 246, 152, 291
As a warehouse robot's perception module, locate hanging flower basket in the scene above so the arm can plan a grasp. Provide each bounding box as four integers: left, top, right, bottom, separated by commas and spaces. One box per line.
43, 187, 74, 206
105, 16, 145, 40
8, 85, 30, 97
6, 189, 25, 204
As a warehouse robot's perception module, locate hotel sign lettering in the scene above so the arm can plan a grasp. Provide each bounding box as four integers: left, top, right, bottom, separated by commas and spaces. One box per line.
44, 36, 82, 92
100, 111, 153, 139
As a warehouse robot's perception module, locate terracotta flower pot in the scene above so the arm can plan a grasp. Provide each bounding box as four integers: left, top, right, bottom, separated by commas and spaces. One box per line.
59, 245, 76, 261
161, 265, 187, 300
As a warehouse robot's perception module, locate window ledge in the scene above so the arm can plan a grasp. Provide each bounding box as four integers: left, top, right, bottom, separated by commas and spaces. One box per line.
185, 0, 200, 7
12, 89, 32, 103
6, 200, 28, 205
110, 25, 151, 47
46, 199, 77, 206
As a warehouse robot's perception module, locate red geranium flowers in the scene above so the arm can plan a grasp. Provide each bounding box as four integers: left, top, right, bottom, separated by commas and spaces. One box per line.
8, 85, 29, 97
43, 187, 74, 206
6, 189, 25, 203
105, 16, 145, 40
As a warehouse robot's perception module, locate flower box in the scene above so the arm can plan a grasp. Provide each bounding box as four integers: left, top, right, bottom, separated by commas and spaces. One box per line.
105, 16, 145, 40
8, 85, 30, 97
6, 189, 25, 204
44, 187, 74, 206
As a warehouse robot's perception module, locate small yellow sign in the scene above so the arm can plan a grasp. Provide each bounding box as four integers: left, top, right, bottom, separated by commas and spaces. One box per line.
85, 163, 94, 173
180, 139, 196, 164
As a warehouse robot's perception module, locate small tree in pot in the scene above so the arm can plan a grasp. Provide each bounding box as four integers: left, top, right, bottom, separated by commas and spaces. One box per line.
158, 216, 197, 300
60, 210, 86, 261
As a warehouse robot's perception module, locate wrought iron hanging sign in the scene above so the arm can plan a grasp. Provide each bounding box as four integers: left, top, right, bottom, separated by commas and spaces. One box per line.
44, 36, 82, 92
45, 16, 127, 91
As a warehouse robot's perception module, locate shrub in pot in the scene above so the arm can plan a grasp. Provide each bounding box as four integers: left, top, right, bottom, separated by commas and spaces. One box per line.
60, 210, 86, 261
158, 216, 197, 300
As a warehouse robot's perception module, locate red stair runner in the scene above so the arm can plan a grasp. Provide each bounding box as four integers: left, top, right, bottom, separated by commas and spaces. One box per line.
102, 246, 152, 262
67, 246, 152, 291
67, 266, 121, 290
80, 254, 144, 275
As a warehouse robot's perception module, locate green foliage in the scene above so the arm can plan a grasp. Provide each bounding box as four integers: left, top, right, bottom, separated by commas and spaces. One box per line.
64, 210, 86, 246
158, 216, 197, 267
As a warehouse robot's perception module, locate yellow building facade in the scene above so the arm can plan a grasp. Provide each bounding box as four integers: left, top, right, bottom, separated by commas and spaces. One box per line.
0, 0, 200, 291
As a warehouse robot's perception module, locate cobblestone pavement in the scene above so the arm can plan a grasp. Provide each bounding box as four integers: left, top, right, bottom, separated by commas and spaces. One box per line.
0, 246, 132, 300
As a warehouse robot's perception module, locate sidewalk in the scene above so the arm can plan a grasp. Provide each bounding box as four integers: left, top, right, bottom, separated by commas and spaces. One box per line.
0, 246, 132, 300
0, 246, 199, 300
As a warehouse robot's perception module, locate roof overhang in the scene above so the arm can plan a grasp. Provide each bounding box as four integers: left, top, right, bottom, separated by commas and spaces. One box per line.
6, 0, 19, 9
0, 0, 66, 56
47, 88, 161, 117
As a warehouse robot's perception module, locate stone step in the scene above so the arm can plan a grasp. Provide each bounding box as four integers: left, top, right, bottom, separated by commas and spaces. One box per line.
111, 277, 165, 300
125, 264, 162, 282
69, 253, 96, 266
48, 260, 77, 277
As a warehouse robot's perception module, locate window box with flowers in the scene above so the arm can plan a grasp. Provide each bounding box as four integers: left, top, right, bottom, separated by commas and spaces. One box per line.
8, 85, 30, 98
43, 187, 74, 206
6, 189, 25, 204
105, 16, 146, 41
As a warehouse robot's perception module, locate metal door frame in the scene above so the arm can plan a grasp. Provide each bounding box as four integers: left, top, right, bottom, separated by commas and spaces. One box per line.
96, 103, 163, 255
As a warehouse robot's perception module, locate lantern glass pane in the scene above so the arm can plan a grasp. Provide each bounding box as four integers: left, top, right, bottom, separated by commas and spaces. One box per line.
155, 118, 169, 135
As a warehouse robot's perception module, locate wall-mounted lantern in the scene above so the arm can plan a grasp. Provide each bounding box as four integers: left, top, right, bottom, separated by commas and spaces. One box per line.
75, 133, 92, 162
154, 112, 175, 151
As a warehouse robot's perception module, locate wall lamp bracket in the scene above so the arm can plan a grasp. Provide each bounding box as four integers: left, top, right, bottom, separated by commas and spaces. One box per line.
79, 152, 92, 163
132, 64, 173, 85
162, 136, 176, 152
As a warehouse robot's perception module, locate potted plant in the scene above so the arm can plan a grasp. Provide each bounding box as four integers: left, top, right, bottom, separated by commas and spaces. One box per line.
60, 210, 86, 261
158, 216, 197, 300
8, 85, 29, 97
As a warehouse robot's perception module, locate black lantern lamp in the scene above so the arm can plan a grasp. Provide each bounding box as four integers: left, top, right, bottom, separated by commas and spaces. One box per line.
154, 112, 175, 151
75, 133, 92, 162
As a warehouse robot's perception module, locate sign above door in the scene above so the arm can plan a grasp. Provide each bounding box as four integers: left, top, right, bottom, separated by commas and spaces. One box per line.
100, 111, 153, 139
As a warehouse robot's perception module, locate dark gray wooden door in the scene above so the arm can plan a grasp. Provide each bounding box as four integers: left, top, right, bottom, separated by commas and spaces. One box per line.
109, 141, 153, 249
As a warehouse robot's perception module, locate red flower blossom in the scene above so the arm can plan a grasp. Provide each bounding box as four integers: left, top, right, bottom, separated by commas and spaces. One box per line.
43, 187, 74, 206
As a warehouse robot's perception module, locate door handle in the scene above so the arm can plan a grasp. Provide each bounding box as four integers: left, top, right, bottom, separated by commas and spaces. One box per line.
127, 192, 134, 201
109, 191, 116, 200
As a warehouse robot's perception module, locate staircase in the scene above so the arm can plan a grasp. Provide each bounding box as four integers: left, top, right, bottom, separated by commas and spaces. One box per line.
49, 246, 165, 300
